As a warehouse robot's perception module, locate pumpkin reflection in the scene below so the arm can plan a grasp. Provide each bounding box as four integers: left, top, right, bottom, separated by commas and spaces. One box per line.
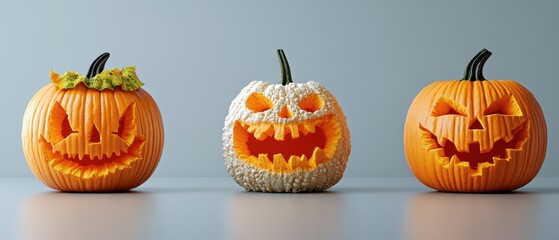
228, 192, 343, 240
406, 192, 540, 240
18, 192, 154, 240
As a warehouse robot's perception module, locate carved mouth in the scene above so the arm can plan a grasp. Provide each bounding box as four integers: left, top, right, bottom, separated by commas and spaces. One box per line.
40, 136, 145, 179
419, 121, 529, 174
233, 115, 341, 172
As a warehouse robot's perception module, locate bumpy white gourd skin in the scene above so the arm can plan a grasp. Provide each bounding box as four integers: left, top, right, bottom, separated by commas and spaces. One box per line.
223, 81, 351, 192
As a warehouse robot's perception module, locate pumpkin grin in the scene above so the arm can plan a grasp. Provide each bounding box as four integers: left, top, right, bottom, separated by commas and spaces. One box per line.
39, 135, 145, 179
419, 121, 529, 175
233, 114, 341, 172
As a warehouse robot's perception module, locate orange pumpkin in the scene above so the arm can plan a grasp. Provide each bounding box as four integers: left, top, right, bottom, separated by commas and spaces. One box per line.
22, 53, 164, 192
404, 49, 547, 192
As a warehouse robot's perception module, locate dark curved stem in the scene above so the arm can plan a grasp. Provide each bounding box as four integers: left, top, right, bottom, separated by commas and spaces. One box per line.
277, 49, 293, 85
461, 49, 492, 81
476, 50, 492, 80
462, 50, 485, 81
87, 52, 110, 78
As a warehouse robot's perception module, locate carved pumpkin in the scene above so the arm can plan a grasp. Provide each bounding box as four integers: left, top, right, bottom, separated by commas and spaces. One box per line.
404, 49, 547, 192
223, 49, 351, 192
22, 53, 164, 192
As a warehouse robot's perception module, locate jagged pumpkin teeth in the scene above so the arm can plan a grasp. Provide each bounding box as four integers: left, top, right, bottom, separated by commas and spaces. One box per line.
273, 154, 287, 169
253, 124, 269, 140
246, 153, 338, 171
223, 49, 351, 192
298, 124, 309, 135
308, 154, 317, 168
287, 155, 299, 169
299, 155, 308, 166
265, 126, 275, 137
273, 124, 285, 140
247, 124, 258, 134
288, 125, 300, 139
258, 154, 269, 166
253, 132, 267, 141
289, 155, 299, 169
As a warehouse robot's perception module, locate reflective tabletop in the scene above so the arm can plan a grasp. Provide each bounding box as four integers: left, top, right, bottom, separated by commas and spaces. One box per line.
2, 177, 558, 240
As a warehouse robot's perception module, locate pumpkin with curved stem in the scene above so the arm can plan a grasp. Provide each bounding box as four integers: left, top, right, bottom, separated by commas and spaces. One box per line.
22, 53, 164, 192
404, 49, 547, 192
223, 49, 351, 192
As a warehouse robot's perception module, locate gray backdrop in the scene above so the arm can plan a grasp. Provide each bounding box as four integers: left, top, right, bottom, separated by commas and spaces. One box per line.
2, 0, 557, 177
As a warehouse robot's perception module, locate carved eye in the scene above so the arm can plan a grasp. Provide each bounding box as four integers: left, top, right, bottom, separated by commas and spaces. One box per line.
484, 95, 523, 116
298, 93, 324, 113
431, 98, 468, 117
48, 102, 77, 143
246, 93, 274, 112
112, 102, 137, 145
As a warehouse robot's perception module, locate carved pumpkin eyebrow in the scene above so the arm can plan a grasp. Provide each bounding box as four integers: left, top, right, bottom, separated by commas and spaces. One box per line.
484, 95, 523, 116
431, 97, 468, 117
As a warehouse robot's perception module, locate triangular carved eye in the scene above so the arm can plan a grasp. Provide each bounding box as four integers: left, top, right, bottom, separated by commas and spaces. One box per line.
48, 102, 76, 143
112, 102, 137, 146
246, 93, 274, 112
484, 95, 523, 116
431, 98, 468, 117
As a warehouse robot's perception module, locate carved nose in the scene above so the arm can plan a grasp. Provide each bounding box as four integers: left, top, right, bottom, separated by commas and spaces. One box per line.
469, 118, 484, 130
90, 124, 101, 143
278, 105, 294, 119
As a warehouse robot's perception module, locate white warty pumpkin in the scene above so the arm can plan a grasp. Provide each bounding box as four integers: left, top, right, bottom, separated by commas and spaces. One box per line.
223, 78, 351, 192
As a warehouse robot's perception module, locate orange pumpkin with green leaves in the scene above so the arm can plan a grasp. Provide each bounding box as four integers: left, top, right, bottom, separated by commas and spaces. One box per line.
404, 49, 547, 192
22, 53, 164, 192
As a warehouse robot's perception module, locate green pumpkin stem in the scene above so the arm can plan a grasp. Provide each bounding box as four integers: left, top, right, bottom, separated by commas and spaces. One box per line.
277, 49, 293, 85
87, 52, 110, 79
461, 48, 492, 81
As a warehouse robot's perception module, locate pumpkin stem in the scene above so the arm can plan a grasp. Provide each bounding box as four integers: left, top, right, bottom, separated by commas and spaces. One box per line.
86, 52, 110, 79
277, 49, 293, 85
461, 48, 492, 81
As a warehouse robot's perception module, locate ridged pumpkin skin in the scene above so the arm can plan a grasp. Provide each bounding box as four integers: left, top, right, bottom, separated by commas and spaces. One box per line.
223, 50, 351, 192
404, 50, 546, 192
22, 54, 164, 192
